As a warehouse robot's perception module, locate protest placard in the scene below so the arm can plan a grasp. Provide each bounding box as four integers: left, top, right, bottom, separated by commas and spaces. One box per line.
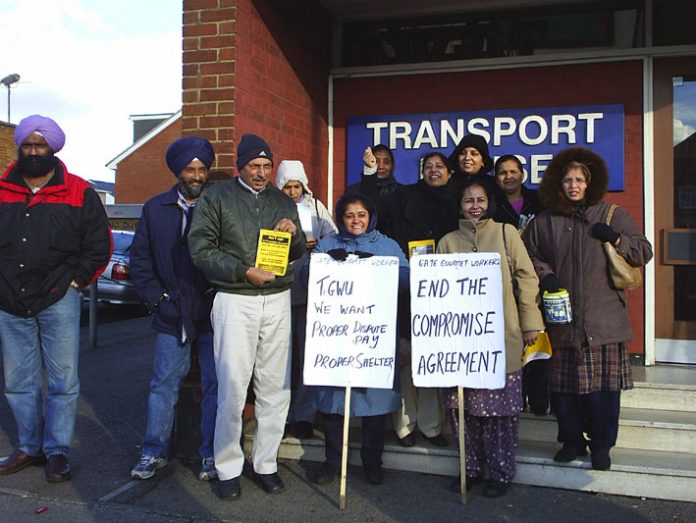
410, 252, 506, 389
304, 253, 399, 389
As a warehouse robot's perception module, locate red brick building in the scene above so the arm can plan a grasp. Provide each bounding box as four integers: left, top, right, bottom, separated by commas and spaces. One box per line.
110, 0, 696, 364
0, 121, 16, 170
110, 113, 182, 203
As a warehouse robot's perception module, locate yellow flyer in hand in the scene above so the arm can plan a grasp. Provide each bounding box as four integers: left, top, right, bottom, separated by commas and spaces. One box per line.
255, 229, 292, 276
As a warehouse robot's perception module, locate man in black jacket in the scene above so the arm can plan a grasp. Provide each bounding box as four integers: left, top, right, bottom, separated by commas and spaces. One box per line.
0, 115, 111, 482
189, 134, 305, 500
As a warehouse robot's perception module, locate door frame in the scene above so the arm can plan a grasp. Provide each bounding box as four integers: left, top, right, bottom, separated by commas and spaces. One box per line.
651, 56, 696, 365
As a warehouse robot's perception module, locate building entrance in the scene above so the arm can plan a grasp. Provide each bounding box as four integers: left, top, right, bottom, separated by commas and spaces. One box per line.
654, 57, 696, 364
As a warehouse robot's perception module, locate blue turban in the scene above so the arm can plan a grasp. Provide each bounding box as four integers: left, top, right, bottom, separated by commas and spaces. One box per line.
14, 115, 66, 152
165, 137, 215, 177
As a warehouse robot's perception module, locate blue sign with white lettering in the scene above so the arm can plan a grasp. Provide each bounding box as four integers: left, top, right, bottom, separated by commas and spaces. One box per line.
346, 104, 625, 190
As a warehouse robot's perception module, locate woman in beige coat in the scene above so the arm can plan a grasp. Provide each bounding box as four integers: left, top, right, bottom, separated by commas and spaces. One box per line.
437, 178, 544, 498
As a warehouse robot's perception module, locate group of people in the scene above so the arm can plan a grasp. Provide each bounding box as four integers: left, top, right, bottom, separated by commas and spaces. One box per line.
0, 115, 652, 503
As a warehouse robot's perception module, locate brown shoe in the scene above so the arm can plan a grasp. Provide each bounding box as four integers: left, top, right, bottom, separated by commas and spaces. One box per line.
45, 454, 72, 483
0, 449, 45, 475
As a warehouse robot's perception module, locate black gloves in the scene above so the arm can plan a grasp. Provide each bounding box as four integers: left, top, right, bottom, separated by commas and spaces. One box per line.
327, 249, 374, 260
591, 223, 620, 244
540, 274, 561, 294
327, 248, 348, 261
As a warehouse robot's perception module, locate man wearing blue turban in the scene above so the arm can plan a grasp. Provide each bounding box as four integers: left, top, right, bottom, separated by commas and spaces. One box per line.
0, 115, 111, 482
129, 136, 219, 482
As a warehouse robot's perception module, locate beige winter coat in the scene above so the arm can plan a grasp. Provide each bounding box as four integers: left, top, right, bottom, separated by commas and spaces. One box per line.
437, 218, 544, 374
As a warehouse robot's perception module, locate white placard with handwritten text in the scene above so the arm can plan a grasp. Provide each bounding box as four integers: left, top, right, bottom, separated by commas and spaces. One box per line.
304, 253, 399, 389
410, 252, 506, 389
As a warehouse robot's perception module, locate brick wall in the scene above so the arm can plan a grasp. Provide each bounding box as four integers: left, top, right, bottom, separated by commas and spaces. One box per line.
115, 119, 182, 203
0, 122, 16, 171
334, 60, 647, 355
182, 0, 332, 199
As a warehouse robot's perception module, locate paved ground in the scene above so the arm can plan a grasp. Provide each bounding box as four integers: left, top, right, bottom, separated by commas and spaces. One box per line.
0, 311, 695, 522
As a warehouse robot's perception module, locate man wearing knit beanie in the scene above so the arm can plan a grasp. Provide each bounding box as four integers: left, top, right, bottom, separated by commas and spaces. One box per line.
0, 115, 111, 483
129, 136, 219, 484
189, 133, 306, 500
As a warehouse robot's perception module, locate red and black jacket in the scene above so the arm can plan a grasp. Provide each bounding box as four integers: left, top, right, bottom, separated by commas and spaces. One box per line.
0, 158, 111, 316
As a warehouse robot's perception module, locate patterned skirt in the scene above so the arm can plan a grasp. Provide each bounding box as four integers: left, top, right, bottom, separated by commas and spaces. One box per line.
444, 370, 523, 417
549, 342, 633, 395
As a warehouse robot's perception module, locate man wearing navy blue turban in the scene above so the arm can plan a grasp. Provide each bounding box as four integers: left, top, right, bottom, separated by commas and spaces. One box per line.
0, 115, 111, 483
129, 136, 219, 483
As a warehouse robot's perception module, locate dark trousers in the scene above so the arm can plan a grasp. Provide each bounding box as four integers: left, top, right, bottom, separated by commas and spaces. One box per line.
553, 391, 620, 452
322, 413, 386, 469
522, 359, 550, 414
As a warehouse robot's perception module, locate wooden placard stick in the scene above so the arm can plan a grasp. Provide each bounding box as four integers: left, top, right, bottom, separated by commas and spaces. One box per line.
458, 386, 467, 504
339, 384, 352, 511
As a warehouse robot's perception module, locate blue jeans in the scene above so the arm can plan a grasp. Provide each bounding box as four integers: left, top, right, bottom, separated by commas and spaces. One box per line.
141, 330, 217, 459
0, 288, 82, 457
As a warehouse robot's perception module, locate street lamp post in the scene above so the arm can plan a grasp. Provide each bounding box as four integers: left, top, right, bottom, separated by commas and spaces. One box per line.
1, 73, 21, 123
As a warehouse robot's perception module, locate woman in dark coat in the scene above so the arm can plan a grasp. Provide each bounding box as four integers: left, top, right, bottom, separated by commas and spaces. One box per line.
493, 154, 548, 416
493, 154, 544, 231
360, 152, 459, 447
447, 133, 497, 195
523, 147, 653, 470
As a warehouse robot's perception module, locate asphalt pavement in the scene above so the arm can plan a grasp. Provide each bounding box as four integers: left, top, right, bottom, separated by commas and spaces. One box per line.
0, 310, 695, 522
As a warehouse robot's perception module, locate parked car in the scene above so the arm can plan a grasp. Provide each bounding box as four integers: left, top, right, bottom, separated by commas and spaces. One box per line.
84, 230, 141, 305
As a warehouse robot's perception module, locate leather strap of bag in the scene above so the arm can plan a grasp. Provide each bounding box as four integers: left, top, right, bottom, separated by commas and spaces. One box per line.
502, 223, 519, 299
606, 203, 617, 227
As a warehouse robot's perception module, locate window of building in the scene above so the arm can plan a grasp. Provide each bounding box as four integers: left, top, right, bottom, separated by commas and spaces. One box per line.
653, 0, 696, 46
339, 1, 644, 67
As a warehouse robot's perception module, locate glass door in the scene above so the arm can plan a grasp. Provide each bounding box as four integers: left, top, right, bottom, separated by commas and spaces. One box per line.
654, 59, 696, 364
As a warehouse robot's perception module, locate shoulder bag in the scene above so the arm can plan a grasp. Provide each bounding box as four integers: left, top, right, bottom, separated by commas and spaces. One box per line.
603, 204, 643, 290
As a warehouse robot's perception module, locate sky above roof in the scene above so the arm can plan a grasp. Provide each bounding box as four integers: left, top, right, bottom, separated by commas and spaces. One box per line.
0, 0, 181, 181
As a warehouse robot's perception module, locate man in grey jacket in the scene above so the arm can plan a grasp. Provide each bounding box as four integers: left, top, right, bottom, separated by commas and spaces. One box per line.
188, 134, 305, 500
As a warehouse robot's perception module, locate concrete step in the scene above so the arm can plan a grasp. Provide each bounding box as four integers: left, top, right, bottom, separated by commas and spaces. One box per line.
519, 408, 696, 453
622, 381, 696, 412
515, 441, 696, 503
272, 431, 696, 502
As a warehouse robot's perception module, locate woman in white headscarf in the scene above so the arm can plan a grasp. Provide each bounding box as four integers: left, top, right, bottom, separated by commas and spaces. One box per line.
275, 160, 337, 439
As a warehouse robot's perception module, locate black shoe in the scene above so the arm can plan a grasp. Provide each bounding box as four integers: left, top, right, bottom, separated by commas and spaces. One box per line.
591, 451, 611, 471
397, 432, 416, 447
483, 479, 509, 498
364, 466, 384, 485
553, 442, 588, 462
218, 477, 241, 501
45, 454, 72, 483
449, 475, 482, 493
425, 434, 448, 447
293, 421, 314, 439
259, 472, 285, 494
313, 462, 338, 485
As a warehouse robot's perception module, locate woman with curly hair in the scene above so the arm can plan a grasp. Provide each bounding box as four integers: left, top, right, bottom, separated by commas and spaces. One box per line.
523, 147, 652, 470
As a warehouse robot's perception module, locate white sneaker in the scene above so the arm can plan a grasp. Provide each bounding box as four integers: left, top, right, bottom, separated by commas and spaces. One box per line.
130, 454, 168, 480
198, 456, 218, 481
